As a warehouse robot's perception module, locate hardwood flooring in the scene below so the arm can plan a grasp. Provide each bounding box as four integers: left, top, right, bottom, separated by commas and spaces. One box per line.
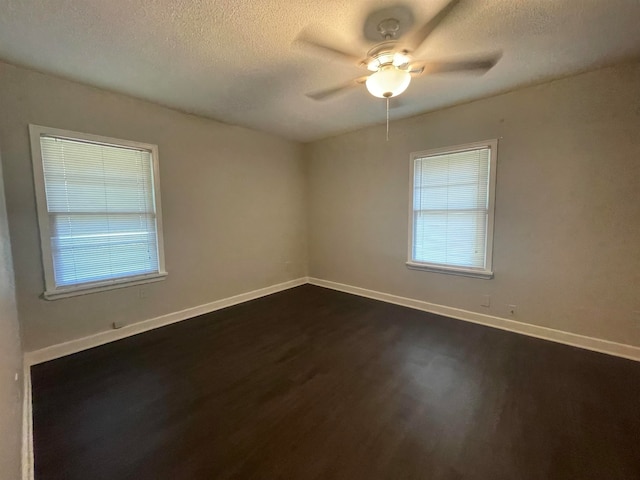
31, 285, 640, 479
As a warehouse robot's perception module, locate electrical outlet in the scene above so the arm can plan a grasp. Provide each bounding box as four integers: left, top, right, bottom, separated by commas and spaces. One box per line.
15, 372, 19, 382
508, 305, 517, 317
481, 295, 491, 308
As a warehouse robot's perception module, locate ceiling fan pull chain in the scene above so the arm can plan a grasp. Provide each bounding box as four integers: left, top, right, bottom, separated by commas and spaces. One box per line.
386, 96, 390, 141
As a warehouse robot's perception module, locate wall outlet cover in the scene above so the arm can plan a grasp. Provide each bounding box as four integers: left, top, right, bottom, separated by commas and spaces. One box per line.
481, 295, 491, 308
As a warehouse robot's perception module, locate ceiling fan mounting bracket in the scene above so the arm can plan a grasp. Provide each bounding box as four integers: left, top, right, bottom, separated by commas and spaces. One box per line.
376, 18, 401, 40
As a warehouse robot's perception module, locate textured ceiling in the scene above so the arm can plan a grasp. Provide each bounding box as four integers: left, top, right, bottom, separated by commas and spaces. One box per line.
1, 0, 639, 142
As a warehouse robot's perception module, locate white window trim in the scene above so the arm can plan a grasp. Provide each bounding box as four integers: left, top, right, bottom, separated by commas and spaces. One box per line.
406, 139, 498, 279
29, 125, 168, 300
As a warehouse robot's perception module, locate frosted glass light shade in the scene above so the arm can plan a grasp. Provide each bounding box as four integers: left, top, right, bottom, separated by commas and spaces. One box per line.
392, 52, 411, 67
366, 65, 411, 98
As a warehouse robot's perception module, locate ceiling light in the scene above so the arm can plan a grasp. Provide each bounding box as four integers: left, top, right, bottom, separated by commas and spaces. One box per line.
392, 52, 411, 68
365, 65, 411, 98
377, 52, 395, 66
367, 59, 380, 72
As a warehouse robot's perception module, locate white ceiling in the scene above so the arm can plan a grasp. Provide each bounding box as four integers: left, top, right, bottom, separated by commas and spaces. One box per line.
1, 0, 639, 142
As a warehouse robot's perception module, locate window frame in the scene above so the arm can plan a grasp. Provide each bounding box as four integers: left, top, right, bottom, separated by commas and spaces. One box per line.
29, 124, 167, 300
406, 139, 498, 279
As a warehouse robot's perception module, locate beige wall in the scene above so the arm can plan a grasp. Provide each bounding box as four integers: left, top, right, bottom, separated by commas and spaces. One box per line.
0, 154, 23, 479
0, 61, 308, 352
1, 59, 639, 354
306, 61, 640, 347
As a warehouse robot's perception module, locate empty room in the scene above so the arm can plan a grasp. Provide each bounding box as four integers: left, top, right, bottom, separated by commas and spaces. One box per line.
1, 0, 639, 478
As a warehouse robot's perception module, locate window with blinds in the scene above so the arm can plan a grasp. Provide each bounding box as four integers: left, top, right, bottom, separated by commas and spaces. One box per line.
407, 140, 497, 278
30, 125, 166, 299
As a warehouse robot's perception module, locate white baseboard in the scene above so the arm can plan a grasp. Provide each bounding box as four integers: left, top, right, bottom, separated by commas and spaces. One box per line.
25, 277, 308, 366
25, 274, 640, 367
22, 361, 33, 480
308, 277, 640, 362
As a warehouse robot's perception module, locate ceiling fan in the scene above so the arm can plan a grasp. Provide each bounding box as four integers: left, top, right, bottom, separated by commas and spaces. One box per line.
298, 0, 501, 102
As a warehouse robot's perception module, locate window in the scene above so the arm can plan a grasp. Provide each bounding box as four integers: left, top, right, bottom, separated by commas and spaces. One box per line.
29, 125, 167, 299
407, 140, 497, 279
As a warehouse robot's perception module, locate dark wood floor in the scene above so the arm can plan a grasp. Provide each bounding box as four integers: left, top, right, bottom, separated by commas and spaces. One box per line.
32, 285, 640, 480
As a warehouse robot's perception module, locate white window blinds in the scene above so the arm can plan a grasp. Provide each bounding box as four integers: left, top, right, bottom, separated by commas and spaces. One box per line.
410, 142, 496, 277
39, 135, 162, 290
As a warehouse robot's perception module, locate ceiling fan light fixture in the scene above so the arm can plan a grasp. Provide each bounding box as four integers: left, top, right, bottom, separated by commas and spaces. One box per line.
365, 65, 411, 98
392, 52, 411, 67
367, 58, 380, 71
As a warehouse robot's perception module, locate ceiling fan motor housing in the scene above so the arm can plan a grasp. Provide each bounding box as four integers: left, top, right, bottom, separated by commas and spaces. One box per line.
364, 43, 412, 70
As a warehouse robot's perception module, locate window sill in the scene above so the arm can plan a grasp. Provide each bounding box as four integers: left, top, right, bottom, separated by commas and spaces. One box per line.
43, 272, 168, 300
406, 262, 493, 279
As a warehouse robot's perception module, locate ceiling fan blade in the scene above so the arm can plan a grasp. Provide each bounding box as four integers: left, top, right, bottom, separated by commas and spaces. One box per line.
295, 32, 364, 65
306, 76, 369, 101
389, 97, 407, 109
411, 53, 502, 76
406, 0, 462, 52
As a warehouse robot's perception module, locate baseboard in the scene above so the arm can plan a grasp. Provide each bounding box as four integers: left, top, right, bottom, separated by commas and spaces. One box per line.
26, 275, 639, 366
22, 362, 33, 480
308, 277, 640, 362
25, 277, 308, 366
